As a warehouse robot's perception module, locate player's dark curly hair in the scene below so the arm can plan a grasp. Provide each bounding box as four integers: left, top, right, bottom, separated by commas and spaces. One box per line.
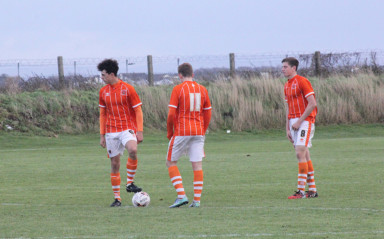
97, 59, 119, 76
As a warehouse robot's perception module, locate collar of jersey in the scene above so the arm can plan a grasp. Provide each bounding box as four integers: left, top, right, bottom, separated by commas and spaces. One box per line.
110, 79, 122, 89
287, 75, 298, 82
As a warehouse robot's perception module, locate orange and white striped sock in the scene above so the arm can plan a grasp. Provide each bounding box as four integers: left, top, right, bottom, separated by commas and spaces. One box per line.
168, 166, 186, 199
307, 160, 317, 192
193, 170, 203, 202
297, 162, 308, 192
110, 173, 121, 201
126, 158, 137, 185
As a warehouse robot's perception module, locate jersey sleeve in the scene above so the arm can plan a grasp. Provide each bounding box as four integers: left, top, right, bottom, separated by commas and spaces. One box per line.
299, 78, 315, 98
128, 85, 142, 109
99, 88, 106, 108
168, 86, 179, 109
202, 88, 212, 110
284, 84, 288, 102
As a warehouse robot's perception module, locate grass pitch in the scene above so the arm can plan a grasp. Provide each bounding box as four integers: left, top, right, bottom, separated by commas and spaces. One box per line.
1, 125, 383, 238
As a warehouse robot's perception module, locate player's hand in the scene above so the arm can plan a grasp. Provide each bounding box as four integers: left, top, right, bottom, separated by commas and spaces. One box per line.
286, 131, 294, 143
136, 131, 143, 144
100, 135, 106, 148
291, 121, 302, 131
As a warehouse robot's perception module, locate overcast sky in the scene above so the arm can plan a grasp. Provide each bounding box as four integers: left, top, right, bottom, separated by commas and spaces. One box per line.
0, 0, 383, 75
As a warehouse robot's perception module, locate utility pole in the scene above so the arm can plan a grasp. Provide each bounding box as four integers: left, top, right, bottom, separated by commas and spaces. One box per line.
58, 56, 64, 89
229, 53, 235, 80
126, 59, 134, 74
314, 51, 321, 76
147, 55, 154, 86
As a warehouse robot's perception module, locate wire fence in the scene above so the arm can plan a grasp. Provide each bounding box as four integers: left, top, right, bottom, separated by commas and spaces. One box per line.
1, 50, 383, 79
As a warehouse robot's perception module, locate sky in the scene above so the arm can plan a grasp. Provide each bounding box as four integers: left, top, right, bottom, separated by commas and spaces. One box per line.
0, 0, 383, 76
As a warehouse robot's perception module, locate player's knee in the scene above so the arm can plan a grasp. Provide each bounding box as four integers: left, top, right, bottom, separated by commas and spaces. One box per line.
128, 149, 137, 159
166, 160, 176, 168
191, 161, 203, 171
295, 147, 307, 161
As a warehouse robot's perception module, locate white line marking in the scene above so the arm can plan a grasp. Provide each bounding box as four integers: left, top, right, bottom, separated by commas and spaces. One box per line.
2, 203, 383, 212
0, 147, 91, 152
2, 230, 383, 239
0, 143, 169, 152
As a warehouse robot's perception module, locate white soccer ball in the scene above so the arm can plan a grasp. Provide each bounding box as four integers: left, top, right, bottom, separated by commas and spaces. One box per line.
132, 191, 150, 207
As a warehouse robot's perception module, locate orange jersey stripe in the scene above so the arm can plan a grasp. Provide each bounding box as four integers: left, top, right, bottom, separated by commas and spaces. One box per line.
305, 122, 312, 147
99, 80, 142, 133
169, 81, 212, 136
284, 75, 317, 122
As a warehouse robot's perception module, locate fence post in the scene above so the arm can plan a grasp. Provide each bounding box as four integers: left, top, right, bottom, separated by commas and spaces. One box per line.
229, 53, 235, 79
314, 51, 321, 76
57, 56, 65, 88
147, 55, 154, 86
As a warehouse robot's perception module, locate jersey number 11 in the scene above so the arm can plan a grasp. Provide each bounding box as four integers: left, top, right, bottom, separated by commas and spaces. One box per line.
189, 93, 201, 112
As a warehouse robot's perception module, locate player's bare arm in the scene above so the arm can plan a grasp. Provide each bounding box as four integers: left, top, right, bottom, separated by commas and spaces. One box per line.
291, 95, 317, 130
100, 134, 106, 148
136, 131, 143, 144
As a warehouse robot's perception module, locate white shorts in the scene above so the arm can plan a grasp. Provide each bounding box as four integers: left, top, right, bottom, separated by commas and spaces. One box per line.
289, 118, 315, 148
106, 129, 137, 158
166, 135, 205, 162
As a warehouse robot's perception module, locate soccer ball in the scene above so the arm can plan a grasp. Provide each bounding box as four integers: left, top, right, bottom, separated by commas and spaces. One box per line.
132, 191, 150, 207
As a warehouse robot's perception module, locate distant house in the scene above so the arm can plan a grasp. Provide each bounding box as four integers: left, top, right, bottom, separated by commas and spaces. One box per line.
91, 73, 179, 86
154, 74, 178, 85
93, 76, 103, 84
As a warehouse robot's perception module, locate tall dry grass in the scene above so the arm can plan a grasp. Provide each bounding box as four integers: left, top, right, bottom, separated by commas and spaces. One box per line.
315, 73, 384, 125
1, 73, 383, 134
206, 76, 286, 131
137, 73, 384, 132
136, 85, 170, 131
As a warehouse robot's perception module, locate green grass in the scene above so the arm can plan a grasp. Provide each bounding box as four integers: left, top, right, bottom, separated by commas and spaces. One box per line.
1, 125, 383, 238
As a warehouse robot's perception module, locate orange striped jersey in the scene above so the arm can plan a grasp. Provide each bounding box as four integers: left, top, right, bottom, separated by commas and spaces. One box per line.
99, 80, 142, 133
284, 75, 317, 122
169, 81, 212, 136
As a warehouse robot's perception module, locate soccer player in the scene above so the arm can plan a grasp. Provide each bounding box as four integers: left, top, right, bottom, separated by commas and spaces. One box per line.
98, 59, 144, 207
166, 63, 212, 208
282, 57, 319, 199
